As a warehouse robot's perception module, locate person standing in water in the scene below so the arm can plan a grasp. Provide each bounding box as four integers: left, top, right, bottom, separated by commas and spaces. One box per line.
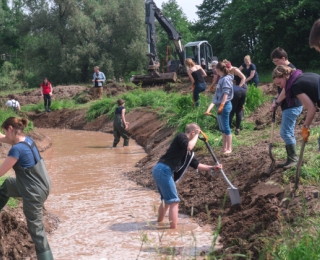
40, 78, 53, 112
113, 99, 130, 147
0, 117, 53, 260
152, 123, 222, 229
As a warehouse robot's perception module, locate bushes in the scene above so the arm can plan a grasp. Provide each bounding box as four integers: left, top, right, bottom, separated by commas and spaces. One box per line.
244, 84, 265, 114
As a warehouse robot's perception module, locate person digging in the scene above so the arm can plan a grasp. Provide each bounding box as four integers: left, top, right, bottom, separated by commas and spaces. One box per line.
152, 123, 222, 229
113, 99, 130, 147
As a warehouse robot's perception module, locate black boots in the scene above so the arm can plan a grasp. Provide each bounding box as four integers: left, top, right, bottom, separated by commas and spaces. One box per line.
36, 249, 54, 260
123, 139, 129, 146
277, 144, 298, 169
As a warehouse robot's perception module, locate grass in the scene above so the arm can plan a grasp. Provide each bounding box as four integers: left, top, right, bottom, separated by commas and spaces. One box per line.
0, 109, 34, 132
21, 99, 83, 113
0, 177, 19, 208
85, 86, 266, 151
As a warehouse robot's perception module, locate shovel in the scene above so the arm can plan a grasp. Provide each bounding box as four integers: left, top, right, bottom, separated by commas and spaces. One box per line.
267, 109, 276, 175
294, 140, 306, 191
203, 112, 217, 120
198, 131, 241, 205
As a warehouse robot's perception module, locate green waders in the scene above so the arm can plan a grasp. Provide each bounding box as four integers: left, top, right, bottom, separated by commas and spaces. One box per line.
0, 141, 53, 260
113, 114, 129, 147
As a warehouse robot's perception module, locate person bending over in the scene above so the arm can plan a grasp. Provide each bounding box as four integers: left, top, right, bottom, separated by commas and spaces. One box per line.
272, 65, 320, 144
152, 123, 222, 229
185, 58, 207, 106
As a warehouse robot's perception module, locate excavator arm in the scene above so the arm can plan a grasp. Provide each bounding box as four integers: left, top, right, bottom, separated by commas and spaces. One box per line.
132, 0, 184, 85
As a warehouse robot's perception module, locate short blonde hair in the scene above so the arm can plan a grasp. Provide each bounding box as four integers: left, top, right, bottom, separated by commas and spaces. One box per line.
244, 55, 251, 62
184, 58, 195, 68
185, 123, 200, 134
94, 66, 99, 70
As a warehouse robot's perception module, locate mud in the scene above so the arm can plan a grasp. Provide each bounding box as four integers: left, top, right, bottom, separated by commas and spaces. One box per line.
40, 128, 218, 259
1, 82, 320, 258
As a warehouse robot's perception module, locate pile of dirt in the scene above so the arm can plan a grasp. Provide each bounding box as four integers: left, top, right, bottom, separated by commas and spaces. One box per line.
0, 83, 135, 107
0, 206, 58, 260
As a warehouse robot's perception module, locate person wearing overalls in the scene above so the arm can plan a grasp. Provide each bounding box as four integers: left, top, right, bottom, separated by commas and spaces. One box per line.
0, 117, 53, 260
113, 99, 130, 147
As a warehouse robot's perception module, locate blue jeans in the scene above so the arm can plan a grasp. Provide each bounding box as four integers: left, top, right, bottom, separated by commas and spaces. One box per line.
280, 106, 303, 145
152, 163, 180, 204
217, 101, 232, 135
193, 82, 206, 106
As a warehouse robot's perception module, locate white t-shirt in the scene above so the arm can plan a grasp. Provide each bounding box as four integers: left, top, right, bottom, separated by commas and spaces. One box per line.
6, 99, 20, 108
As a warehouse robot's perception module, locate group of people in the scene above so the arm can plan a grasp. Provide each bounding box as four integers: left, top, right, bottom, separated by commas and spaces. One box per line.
152, 18, 320, 231
0, 19, 320, 260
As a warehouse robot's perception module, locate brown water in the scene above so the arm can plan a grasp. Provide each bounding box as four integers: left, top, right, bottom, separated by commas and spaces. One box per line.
39, 128, 221, 259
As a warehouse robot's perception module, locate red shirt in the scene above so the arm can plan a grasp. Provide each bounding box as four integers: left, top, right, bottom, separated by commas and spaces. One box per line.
40, 82, 52, 94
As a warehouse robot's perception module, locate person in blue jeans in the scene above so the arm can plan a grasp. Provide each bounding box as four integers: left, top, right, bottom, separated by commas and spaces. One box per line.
205, 62, 234, 154
270, 47, 303, 169
239, 55, 259, 87
185, 58, 207, 106
152, 123, 222, 229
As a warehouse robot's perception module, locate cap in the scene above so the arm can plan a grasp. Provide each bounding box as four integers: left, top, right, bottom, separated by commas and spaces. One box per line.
201, 58, 205, 61
211, 60, 218, 66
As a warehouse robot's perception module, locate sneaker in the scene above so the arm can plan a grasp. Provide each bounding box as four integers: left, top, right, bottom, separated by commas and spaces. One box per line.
235, 129, 240, 135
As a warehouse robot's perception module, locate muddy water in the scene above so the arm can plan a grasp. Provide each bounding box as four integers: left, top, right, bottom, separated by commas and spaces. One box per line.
39, 128, 220, 259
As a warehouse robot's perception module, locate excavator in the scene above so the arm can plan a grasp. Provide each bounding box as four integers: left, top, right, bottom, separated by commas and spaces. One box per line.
131, 0, 217, 85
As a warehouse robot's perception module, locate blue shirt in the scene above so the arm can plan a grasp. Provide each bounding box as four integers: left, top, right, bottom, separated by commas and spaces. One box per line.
93, 71, 106, 87
212, 74, 234, 104
241, 63, 259, 81
8, 136, 41, 168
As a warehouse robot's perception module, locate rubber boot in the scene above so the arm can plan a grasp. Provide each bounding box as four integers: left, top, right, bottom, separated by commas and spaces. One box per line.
0, 196, 9, 211
36, 249, 54, 260
123, 139, 129, 146
277, 144, 298, 169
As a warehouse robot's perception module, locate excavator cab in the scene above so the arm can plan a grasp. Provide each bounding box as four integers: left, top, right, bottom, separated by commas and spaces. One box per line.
184, 41, 217, 75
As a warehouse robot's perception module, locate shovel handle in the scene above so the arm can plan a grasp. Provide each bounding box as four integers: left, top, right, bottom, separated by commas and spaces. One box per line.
294, 140, 306, 190
202, 140, 237, 190
269, 110, 276, 143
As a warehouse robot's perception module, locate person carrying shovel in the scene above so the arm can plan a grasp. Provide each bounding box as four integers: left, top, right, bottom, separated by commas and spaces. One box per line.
272, 65, 320, 144
204, 61, 234, 154
270, 48, 303, 169
152, 123, 222, 229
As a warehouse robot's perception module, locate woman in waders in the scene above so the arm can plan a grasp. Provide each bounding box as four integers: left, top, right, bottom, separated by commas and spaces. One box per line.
113, 99, 130, 147
0, 117, 53, 260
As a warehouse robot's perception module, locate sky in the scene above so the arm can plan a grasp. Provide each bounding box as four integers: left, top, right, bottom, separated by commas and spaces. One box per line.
152, 0, 201, 22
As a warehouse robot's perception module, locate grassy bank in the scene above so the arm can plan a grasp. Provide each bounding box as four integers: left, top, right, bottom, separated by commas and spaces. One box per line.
85, 85, 265, 150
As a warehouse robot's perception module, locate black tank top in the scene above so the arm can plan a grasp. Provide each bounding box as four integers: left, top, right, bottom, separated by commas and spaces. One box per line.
115, 106, 124, 115
191, 69, 205, 84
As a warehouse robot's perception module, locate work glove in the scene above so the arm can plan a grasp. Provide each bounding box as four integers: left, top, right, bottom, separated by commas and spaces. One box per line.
209, 85, 214, 92
191, 84, 195, 91
203, 112, 212, 116
218, 103, 225, 115
302, 126, 310, 142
